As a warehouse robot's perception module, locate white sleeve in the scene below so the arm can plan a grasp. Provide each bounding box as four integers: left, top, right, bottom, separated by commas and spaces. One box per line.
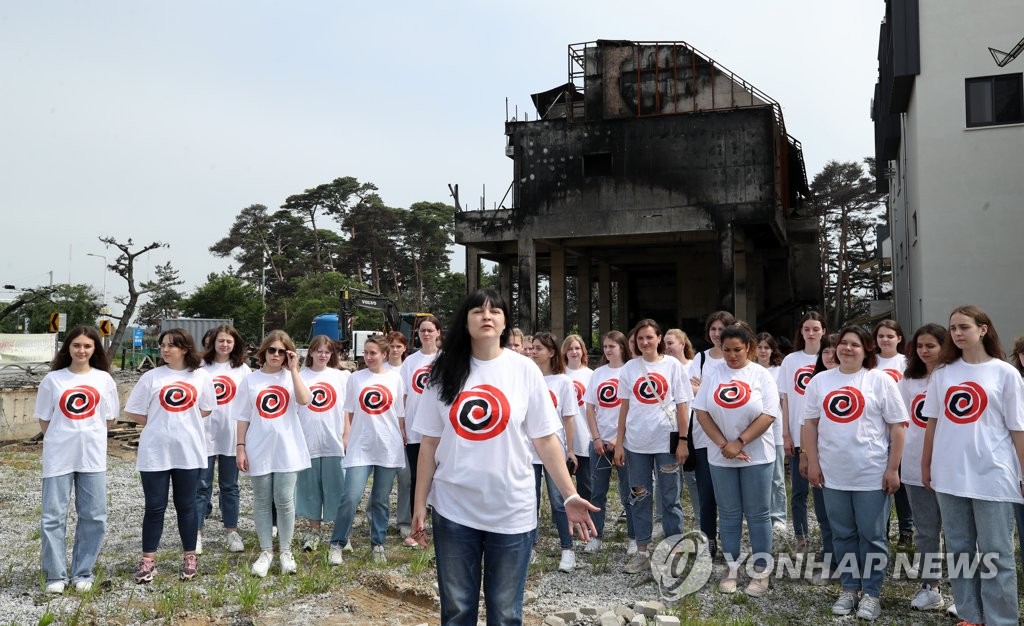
1002, 366, 1024, 431
525, 368, 562, 440
236, 378, 252, 423
801, 377, 822, 422
879, 372, 910, 424
124, 371, 153, 415
198, 370, 217, 412
760, 369, 782, 419
103, 374, 121, 422
34, 374, 56, 420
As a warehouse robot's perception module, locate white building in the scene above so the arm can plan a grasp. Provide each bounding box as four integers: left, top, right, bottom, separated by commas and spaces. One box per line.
873, 0, 1024, 343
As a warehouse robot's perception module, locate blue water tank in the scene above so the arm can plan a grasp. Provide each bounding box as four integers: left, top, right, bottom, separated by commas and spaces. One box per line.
309, 314, 340, 341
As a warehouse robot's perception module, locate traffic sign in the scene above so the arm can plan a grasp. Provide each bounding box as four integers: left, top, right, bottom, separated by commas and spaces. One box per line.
48, 312, 67, 333
99, 319, 114, 337
133, 327, 144, 348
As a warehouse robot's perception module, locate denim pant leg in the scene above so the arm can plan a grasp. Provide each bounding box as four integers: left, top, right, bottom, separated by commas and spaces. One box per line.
41, 474, 74, 583
433, 511, 485, 626
69, 471, 107, 583
709, 465, 743, 565
196, 457, 216, 530
575, 455, 592, 503
789, 450, 809, 538
481, 522, 533, 626
770, 445, 787, 525
250, 474, 274, 550
682, 469, 701, 529
543, 469, 572, 549
140, 470, 172, 553
1015, 503, 1024, 564
892, 479, 913, 534
906, 485, 943, 583
330, 465, 372, 546
625, 450, 656, 546
812, 486, 834, 560
740, 463, 774, 569
370, 466, 400, 547
851, 490, 890, 598
654, 452, 683, 539
588, 445, 612, 537
272, 471, 298, 552
170, 468, 201, 552
692, 447, 717, 554
217, 455, 240, 529
406, 443, 420, 516
823, 488, 859, 592
395, 464, 412, 528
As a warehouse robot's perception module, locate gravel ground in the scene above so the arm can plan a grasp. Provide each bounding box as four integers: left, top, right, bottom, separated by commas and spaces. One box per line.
0, 441, 986, 626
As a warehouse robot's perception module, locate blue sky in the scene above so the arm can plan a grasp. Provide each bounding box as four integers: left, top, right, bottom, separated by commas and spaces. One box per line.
0, 1, 884, 309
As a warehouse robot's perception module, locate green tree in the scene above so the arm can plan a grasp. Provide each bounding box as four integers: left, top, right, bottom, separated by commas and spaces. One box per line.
344, 194, 402, 295
135, 263, 184, 329
180, 272, 266, 344
400, 202, 456, 310
0, 284, 101, 334
280, 272, 377, 342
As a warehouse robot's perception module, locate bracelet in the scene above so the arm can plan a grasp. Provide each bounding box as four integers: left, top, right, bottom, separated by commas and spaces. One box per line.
564, 493, 582, 506
737, 435, 746, 446
679, 435, 688, 441
592, 436, 602, 442
236, 443, 246, 447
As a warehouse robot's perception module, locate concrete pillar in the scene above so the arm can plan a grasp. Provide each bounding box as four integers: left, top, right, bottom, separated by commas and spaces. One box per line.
597, 262, 611, 337
517, 237, 537, 332
550, 245, 565, 339
498, 260, 513, 312
718, 222, 735, 313
617, 272, 630, 332
675, 257, 687, 328
734, 229, 749, 326
577, 256, 592, 347
466, 246, 480, 295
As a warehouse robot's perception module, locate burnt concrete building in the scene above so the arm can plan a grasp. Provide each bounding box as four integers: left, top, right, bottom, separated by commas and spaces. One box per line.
456, 40, 818, 344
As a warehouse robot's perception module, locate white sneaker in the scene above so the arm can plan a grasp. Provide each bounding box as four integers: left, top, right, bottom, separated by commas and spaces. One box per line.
271, 525, 278, 539
74, 580, 93, 593
772, 521, 787, 537
251, 551, 273, 578
372, 545, 387, 563
831, 590, 858, 616
910, 584, 943, 611
626, 539, 638, 556
855, 594, 881, 621
343, 540, 353, 552
946, 603, 958, 618
584, 538, 602, 553
195, 532, 203, 555
399, 525, 412, 539
280, 550, 296, 575
329, 544, 344, 566
45, 581, 65, 594
226, 531, 244, 553
623, 551, 650, 574
301, 533, 320, 552
558, 549, 576, 572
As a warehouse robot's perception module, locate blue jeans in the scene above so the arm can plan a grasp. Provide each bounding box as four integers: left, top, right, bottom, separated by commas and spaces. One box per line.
331, 465, 399, 548
432, 510, 532, 626
709, 462, 773, 569
41, 472, 106, 585
1014, 503, 1024, 564
140, 468, 201, 553
822, 488, 890, 598
588, 444, 633, 540
770, 444, 787, 526
395, 463, 412, 528
532, 465, 571, 548
812, 485, 834, 560
625, 449, 683, 546
682, 469, 701, 528
906, 485, 943, 583
296, 456, 345, 522
574, 455, 592, 503
789, 451, 809, 538
692, 448, 717, 555
250, 471, 298, 552
936, 493, 1018, 626
196, 455, 240, 530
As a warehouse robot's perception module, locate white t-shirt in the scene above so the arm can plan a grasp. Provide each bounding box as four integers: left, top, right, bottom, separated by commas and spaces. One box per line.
531, 373, 577, 464
125, 366, 216, 472
202, 360, 252, 457
400, 349, 439, 445
922, 358, 1024, 503
778, 350, 818, 447
236, 369, 312, 476
802, 367, 908, 491
689, 350, 725, 449
692, 361, 780, 468
36, 368, 120, 478
876, 354, 908, 384
618, 355, 692, 454
766, 365, 784, 446
343, 368, 406, 468
413, 349, 562, 534
899, 375, 929, 487
583, 364, 623, 442
298, 366, 350, 458
565, 366, 594, 458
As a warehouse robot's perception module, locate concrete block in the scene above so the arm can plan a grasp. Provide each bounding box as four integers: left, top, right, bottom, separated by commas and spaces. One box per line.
581, 606, 605, 616
613, 605, 635, 620
600, 616, 622, 626
630, 616, 648, 626
554, 610, 580, 622
654, 617, 680, 626
543, 617, 566, 626
523, 590, 538, 605
635, 601, 665, 617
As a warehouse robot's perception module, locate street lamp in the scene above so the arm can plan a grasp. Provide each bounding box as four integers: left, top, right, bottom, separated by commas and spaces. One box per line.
86, 253, 107, 309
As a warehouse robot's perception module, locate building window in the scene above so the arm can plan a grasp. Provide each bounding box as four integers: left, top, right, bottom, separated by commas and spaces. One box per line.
965, 73, 1023, 127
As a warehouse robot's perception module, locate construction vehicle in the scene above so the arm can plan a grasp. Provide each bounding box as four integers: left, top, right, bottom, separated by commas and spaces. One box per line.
309, 289, 433, 358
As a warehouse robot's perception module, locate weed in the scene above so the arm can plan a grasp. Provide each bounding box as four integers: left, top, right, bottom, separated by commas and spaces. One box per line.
237, 576, 262, 614
409, 549, 433, 576
30, 528, 41, 541
590, 549, 612, 575
37, 608, 55, 626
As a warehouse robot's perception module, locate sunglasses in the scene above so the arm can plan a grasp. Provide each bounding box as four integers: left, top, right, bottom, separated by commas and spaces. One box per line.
266, 347, 288, 356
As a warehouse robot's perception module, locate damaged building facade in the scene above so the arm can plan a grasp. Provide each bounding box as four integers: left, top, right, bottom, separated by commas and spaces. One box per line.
456, 40, 819, 344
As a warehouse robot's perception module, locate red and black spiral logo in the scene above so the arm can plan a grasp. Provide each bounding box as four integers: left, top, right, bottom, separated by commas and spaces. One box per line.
714, 380, 752, 410
572, 380, 586, 407
548, 389, 558, 409
59, 385, 100, 420
159, 382, 198, 413
633, 372, 669, 405
597, 379, 620, 408
823, 386, 865, 423
256, 385, 290, 419
359, 384, 394, 415
411, 366, 431, 395
213, 375, 237, 406
910, 392, 928, 429
883, 369, 903, 383
448, 384, 511, 441
943, 382, 988, 424
308, 382, 337, 413
793, 366, 815, 395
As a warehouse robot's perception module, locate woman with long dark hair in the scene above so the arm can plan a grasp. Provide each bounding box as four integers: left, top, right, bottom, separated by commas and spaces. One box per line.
195, 324, 250, 555
125, 328, 216, 583
38, 326, 119, 594
411, 290, 597, 626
